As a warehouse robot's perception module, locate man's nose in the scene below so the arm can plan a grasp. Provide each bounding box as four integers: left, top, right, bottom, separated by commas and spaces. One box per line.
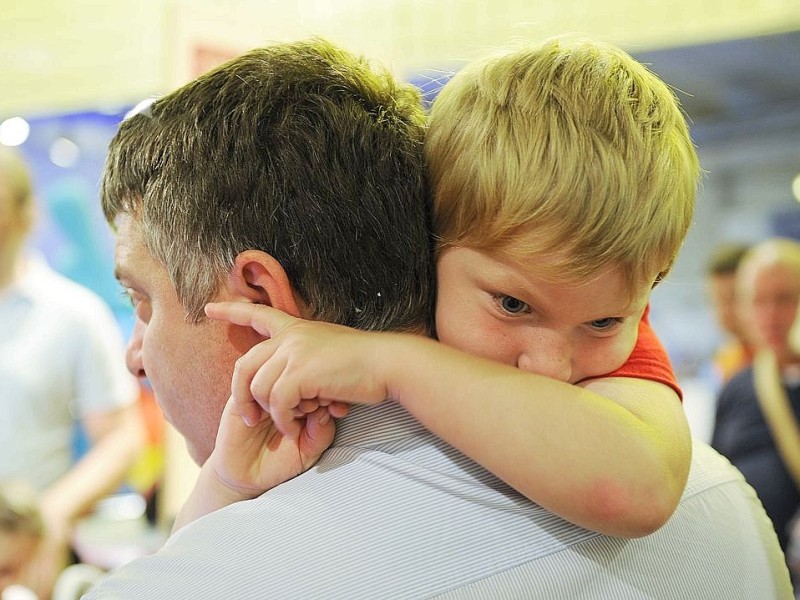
517, 336, 572, 382
125, 319, 146, 378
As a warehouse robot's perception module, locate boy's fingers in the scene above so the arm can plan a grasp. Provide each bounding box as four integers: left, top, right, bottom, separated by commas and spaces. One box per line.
234, 397, 263, 427
327, 401, 350, 418
231, 342, 282, 414
248, 349, 289, 411
272, 408, 302, 440
317, 409, 331, 426
205, 302, 295, 337
268, 377, 305, 439
297, 399, 321, 414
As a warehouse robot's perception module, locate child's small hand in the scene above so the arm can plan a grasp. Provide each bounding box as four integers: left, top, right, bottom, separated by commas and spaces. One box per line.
206, 394, 334, 501
205, 301, 390, 438
172, 389, 336, 532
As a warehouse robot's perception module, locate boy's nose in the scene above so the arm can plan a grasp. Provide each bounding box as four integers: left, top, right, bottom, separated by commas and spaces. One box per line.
125, 319, 147, 379
517, 343, 572, 382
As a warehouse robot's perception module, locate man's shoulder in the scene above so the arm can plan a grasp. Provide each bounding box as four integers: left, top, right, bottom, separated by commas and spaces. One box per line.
88, 436, 790, 599
684, 438, 747, 496
164, 444, 590, 595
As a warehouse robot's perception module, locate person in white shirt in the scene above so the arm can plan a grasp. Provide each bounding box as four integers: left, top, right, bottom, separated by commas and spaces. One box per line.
0, 147, 145, 599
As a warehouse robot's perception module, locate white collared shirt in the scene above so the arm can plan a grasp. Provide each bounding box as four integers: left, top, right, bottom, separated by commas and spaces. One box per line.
86, 400, 790, 599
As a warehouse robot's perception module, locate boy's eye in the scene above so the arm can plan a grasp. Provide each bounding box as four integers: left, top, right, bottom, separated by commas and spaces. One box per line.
589, 317, 623, 331
499, 295, 530, 315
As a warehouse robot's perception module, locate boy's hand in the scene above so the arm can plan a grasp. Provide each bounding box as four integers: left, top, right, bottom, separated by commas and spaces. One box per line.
206, 394, 334, 500
172, 392, 334, 533
205, 302, 391, 438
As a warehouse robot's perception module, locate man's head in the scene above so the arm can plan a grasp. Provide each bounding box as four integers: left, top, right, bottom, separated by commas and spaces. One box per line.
426, 37, 699, 293
706, 242, 751, 341
0, 148, 35, 285
104, 39, 434, 463
736, 238, 800, 363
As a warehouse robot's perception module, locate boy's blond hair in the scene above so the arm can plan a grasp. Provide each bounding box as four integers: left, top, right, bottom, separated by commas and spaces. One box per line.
426, 38, 700, 292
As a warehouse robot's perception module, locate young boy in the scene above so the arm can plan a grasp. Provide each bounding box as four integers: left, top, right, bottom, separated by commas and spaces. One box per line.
179, 37, 699, 538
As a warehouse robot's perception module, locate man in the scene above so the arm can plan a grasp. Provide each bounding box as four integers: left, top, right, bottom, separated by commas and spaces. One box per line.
86, 39, 791, 598
0, 147, 145, 598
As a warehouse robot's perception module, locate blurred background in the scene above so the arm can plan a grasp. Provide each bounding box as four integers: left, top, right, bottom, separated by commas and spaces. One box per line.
2, 0, 800, 534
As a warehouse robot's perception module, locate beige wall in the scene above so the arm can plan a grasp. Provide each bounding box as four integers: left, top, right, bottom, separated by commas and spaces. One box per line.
1, 0, 167, 116
2, 0, 800, 116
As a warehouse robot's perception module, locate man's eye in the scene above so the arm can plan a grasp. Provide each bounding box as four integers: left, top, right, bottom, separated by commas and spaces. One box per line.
589, 317, 623, 331
121, 289, 135, 306
499, 295, 529, 314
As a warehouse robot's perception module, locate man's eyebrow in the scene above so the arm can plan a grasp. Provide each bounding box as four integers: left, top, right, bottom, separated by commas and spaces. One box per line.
114, 267, 134, 287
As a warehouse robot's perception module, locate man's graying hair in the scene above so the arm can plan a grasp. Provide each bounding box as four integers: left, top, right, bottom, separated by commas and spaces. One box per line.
101, 38, 434, 333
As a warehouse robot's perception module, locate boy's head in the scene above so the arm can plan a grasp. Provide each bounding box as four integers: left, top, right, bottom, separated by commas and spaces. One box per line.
429, 38, 699, 382
103, 38, 435, 463
0, 481, 42, 591
426, 37, 699, 293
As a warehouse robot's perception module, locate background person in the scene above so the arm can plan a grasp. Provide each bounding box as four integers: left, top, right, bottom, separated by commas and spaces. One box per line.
0, 148, 145, 599
712, 237, 800, 557
683, 241, 755, 442
706, 241, 755, 384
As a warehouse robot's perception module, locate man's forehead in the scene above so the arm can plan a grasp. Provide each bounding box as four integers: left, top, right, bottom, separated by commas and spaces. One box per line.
112, 214, 147, 281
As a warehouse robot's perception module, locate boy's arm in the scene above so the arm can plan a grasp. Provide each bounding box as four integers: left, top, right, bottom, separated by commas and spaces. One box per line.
207, 302, 690, 538
388, 343, 690, 538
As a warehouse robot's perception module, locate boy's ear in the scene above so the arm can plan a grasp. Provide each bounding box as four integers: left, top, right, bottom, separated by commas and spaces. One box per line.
228, 250, 302, 317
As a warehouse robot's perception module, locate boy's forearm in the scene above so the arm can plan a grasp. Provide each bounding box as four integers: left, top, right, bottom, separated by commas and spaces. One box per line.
382, 340, 691, 537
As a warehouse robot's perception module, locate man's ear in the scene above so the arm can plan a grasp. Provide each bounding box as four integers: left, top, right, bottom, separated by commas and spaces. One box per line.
228, 250, 303, 317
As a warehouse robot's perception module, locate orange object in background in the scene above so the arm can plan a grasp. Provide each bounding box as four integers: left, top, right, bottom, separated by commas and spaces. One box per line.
127, 384, 164, 504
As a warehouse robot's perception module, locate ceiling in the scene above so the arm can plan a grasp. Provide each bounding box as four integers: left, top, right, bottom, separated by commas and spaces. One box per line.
633, 29, 800, 147
3, 1, 799, 121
